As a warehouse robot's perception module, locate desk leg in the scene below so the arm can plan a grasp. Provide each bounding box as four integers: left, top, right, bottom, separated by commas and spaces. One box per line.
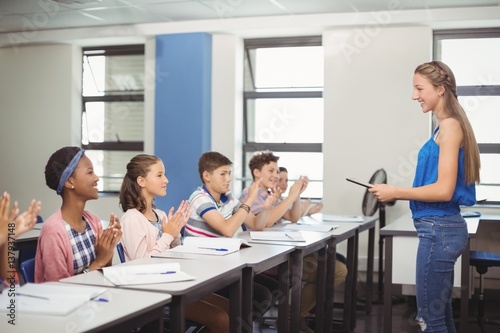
315, 246, 327, 333
277, 259, 290, 332
241, 267, 254, 333
324, 241, 336, 333
229, 277, 242, 333
365, 226, 375, 313
346, 231, 358, 330
170, 296, 185, 333
290, 250, 303, 333
383, 236, 393, 333
459, 242, 470, 333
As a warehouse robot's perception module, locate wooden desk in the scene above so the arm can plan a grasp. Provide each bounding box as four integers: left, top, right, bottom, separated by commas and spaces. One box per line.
60, 257, 243, 333
0, 284, 170, 333
380, 213, 488, 333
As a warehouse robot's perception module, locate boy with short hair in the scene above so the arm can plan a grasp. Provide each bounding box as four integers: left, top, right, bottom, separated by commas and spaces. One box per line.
239, 151, 347, 333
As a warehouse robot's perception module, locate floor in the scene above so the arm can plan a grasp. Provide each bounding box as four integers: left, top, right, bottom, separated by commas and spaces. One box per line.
253, 288, 500, 333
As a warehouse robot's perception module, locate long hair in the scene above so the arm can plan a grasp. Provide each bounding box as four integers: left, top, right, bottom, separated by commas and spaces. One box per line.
414, 61, 480, 184
119, 154, 161, 213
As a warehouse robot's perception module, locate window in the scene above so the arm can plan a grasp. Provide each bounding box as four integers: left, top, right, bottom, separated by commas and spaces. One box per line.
435, 29, 500, 204
82, 45, 145, 192
243, 37, 323, 198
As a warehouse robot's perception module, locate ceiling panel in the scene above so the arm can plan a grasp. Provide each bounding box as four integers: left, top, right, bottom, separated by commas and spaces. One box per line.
0, 0, 498, 33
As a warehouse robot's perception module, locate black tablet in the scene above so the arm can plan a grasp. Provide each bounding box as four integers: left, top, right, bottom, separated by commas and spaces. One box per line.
346, 178, 373, 188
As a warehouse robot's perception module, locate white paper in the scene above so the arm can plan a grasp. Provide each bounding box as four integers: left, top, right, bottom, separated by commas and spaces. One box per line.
0, 283, 107, 316
102, 262, 195, 285
321, 214, 364, 222
250, 231, 305, 242
164, 237, 250, 256
285, 224, 337, 232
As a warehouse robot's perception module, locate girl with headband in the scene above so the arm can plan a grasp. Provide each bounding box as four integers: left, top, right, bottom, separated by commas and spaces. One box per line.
35, 146, 122, 282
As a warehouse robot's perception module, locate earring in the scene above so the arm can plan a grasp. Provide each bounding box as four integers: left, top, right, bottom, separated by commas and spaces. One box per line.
71, 185, 75, 189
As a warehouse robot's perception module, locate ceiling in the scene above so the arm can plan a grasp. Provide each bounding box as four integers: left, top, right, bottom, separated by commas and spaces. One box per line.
0, 0, 499, 34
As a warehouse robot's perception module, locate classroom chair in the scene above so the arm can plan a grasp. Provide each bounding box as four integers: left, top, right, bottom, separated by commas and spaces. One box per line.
19, 257, 35, 284
17, 215, 43, 264
469, 251, 500, 333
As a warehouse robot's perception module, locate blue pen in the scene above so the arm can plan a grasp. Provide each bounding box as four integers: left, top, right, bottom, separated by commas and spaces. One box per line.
199, 247, 229, 252
134, 271, 176, 275
92, 298, 109, 303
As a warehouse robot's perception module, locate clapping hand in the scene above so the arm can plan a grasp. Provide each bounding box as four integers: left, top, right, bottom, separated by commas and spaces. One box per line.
163, 200, 191, 237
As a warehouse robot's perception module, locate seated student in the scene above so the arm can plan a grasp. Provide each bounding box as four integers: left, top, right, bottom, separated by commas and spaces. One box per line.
278, 166, 324, 216
119, 154, 230, 333
239, 151, 347, 333
184, 151, 276, 324
35, 146, 122, 282
0, 192, 41, 285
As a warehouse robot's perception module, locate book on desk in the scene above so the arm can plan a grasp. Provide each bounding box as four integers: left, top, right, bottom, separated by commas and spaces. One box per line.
0, 283, 107, 316
250, 231, 306, 242
154, 236, 251, 258
102, 262, 195, 285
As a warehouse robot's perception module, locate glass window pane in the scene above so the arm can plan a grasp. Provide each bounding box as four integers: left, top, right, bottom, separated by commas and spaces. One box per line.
254, 46, 323, 89
244, 151, 323, 198
479, 154, 500, 185
439, 38, 500, 85
83, 54, 144, 95
460, 96, 500, 143
247, 98, 323, 143
86, 150, 138, 192
83, 101, 144, 143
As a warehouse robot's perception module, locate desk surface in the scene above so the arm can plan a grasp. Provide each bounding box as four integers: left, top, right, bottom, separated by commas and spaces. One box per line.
380, 213, 482, 237
0, 283, 170, 333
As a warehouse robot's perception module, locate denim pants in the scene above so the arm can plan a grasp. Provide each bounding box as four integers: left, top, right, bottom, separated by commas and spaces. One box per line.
413, 213, 468, 333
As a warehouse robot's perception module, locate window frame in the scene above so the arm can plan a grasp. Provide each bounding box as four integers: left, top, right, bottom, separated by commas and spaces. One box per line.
82, 44, 145, 193
242, 36, 323, 196
434, 28, 500, 205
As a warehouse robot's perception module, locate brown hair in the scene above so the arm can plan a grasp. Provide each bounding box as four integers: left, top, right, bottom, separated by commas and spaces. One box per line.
119, 154, 161, 213
414, 61, 480, 184
248, 151, 279, 180
198, 152, 232, 184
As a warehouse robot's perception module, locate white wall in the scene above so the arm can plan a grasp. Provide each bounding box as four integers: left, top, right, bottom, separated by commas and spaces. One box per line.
0, 44, 81, 217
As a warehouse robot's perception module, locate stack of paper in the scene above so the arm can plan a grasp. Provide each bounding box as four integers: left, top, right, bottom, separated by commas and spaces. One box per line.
102, 262, 195, 285
160, 237, 251, 257
284, 223, 337, 232
0, 283, 107, 316
321, 214, 364, 222
250, 231, 305, 242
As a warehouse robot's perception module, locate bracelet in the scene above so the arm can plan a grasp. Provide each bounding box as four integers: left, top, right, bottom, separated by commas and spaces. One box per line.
83, 268, 90, 274
239, 204, 251, 213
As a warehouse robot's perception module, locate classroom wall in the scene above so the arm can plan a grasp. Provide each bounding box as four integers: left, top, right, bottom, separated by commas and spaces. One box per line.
322, 26, 432, 258
1, 7, 499, 276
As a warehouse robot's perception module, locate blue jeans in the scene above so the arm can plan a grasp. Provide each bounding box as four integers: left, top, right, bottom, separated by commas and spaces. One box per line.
413, 213, 468, 333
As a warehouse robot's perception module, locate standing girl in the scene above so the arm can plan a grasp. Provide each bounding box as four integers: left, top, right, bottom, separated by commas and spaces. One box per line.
370, 61, 480, 332
36, 146, 121, 282
119, 154, 230, 333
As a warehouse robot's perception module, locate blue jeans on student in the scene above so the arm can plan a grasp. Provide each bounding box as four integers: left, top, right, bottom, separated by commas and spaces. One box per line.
413, 213, 468, 333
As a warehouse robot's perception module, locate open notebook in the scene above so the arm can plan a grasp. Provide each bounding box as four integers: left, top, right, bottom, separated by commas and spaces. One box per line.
154, 237, 251, 258
0, 283, 107, 316
250, 231, 306, 242
102, 262, 195, 285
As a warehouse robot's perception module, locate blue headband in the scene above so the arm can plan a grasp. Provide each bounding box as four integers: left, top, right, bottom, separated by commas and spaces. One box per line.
56, 149, 85, 195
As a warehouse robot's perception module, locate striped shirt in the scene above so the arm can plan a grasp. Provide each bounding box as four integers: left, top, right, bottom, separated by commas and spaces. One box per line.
184, 186, 242, 238
239, 187, 283, 227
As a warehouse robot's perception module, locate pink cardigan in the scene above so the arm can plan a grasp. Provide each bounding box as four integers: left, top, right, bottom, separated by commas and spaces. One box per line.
34, 209, 101, 283
120, 208, 181, 261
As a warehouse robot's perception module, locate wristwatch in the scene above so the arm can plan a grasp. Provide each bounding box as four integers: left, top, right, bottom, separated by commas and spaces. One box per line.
83, 268, 90, 274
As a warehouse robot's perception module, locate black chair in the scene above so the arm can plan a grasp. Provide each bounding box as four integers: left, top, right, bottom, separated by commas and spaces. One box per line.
469, 251, 500, 333
19, 257, 35, 284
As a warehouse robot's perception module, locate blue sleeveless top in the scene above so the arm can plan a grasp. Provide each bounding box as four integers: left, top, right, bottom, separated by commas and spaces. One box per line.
410, 127, 476, 219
